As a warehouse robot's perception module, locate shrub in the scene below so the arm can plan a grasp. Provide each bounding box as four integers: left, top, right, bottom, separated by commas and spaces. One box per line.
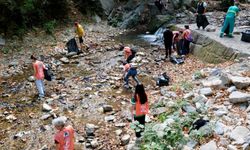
43, 20, 57, 34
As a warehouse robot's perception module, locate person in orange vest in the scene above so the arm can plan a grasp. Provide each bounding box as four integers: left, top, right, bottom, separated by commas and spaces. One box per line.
52, 117, 75, 150
123, 61, 140, 88
123, 46, 136, 63
130, 84, 149, 137
31, 55, 46, 99
74, 22, 86, 50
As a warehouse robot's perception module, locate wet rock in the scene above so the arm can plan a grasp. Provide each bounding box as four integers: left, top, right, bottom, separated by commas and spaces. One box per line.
229, 76, 250, 89
115, 129, 123, 136
121, 134, 130, 145
103, 105, 113, 113
230, 126, 250, 144
105, 115, 115, 122
91, 139, 99, 148
229, 91, 250, 103
200, 140, 218, 150
60, 57, 70, 64
28, 76, 35, 82
199, 87, 213, 96
42, 103, 52, 112
227, 86, 237, 93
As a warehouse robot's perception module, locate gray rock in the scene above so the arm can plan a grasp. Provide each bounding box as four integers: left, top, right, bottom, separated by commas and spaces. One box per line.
121, 134, 130, 145
0, 36, 5, 46
66, 52, 77, 57
201, 77, 223, 88
42, 103, 52, 112
60, 57, 70, 64
230, 126, 250, 144
115, 123, 126, 128
229, 91, 250, 103
105, 115, 115, 122
85, 123, 99, 136
40, 114, 52, 120
200, 140, 218, 150
103, 105, 113, 113
230, 76, 250, 89
151, 107, 167, 116
214, 121, 225, 135
199, 88, 213, 96
227, 145, 238, 150
99, 0, 114, 16
115, 129, 123, 136
182, 103, 196, 113
184, 92, 194, 99
28, 76, 35, 82
91, 139, 99, 148
227, 86, 237, 93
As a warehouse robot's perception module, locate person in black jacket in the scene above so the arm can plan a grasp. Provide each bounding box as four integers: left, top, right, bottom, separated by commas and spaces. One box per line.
196, 0, 209, 30
163, 28, 173, 59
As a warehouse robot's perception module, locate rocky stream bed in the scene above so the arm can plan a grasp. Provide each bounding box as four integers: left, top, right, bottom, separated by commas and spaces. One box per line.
1, 21, 250, 150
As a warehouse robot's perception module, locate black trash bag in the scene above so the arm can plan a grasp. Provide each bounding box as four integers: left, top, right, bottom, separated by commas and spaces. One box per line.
44, 64, 53, 81
170, 56, 184, 64
156, 72, 170, 87
241, 30, 250, 43
188, 118, 209, 134
66, 38, 79, 53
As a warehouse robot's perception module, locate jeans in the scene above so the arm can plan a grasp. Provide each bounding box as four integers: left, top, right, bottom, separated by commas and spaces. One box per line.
124, 69, 140, 85
35, 80, 45, 98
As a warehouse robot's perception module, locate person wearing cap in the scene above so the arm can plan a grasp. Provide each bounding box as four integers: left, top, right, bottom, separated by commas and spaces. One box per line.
220, 2, 240, 38
74, 22, 85, 50
196, 0, 209, 30
123, 61, 140, 88
52, 117, 74, 150
123, 46, 136, 63
163, 28, 173, 59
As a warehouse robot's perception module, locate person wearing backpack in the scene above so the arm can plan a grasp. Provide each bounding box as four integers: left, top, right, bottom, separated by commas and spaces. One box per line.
31, 55, 46, 99
123, 61, 140, 88
196, 0, 209, 30
182, 25, 193, 55
123, 46, 136, 63
130, 84, 149, 137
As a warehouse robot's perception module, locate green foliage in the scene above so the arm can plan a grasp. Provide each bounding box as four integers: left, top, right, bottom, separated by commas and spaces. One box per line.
130, 121, 145, 133
73, 0, 104, 17
43, 20, 56, 34
0, 0, 69, 36
193, 70, 203, 80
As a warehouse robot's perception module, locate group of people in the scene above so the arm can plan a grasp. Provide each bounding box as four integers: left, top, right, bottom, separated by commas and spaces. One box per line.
163, 25, 192, 59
